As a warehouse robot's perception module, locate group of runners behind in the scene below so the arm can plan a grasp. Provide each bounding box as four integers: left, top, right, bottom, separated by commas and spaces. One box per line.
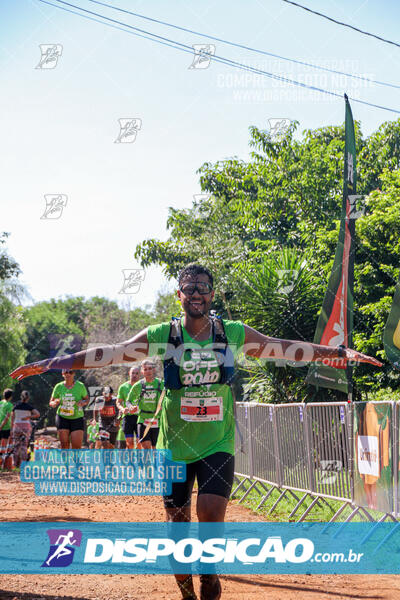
50, 358, 163, 451
0, 359, 163, 468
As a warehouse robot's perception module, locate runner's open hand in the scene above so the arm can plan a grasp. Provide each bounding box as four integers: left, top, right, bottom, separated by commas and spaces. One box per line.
345, 348, 382, 367
10, 359, 52, 381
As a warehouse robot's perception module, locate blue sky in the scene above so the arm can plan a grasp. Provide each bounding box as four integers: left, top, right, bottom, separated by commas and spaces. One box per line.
1, 0, 399, 308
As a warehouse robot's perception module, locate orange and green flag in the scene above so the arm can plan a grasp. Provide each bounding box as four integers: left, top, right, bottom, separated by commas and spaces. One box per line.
306, 95, 357, 394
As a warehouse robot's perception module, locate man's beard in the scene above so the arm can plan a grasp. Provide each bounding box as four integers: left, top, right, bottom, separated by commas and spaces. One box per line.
185, 300, 209, 319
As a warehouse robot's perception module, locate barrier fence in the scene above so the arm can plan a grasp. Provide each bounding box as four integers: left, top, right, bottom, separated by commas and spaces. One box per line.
232, 401, 400, 522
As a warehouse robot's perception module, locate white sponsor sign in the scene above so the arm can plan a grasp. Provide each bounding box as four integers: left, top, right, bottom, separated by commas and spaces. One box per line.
357, 435, 379, 477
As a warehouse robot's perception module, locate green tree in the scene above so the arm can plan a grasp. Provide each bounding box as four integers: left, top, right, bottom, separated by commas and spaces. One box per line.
235, 248, 323, 403
0, 234, 27, 390
135, 196, 246, 317
135, 118, 400, 400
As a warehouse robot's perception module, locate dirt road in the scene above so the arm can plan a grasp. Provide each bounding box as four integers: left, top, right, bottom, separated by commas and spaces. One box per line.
0, 472, 399, 600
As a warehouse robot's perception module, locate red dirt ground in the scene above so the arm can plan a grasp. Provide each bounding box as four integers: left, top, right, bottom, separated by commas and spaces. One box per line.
0, 471, 399, 600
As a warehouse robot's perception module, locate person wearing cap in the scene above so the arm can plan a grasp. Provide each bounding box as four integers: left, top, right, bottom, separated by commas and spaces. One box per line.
50, 370, 89, 449
94, 386, 119, 448
116, 365, 142, 449
11, 390, 40, 468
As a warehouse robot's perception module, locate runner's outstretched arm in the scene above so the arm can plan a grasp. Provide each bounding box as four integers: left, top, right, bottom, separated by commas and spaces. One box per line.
243, 325, 382, 367
11, 322, 382, 382
10, 329, 149, 381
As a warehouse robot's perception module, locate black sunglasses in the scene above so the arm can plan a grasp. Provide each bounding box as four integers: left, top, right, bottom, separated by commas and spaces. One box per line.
179, 282, 213, 295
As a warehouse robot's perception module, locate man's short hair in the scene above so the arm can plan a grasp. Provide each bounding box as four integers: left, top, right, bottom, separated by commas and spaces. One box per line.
178, 263, 213, 288
141, 358, 155, 368
3, 389, 13, 401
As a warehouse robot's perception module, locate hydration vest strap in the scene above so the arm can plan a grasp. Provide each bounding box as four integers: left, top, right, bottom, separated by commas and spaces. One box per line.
170, 317, 183, 348
211, 312, 228, 345
169, 314, 227, 347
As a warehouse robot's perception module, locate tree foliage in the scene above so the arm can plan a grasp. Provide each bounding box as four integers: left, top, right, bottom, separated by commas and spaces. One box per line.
0, 234, 27, 390
135, 118, 400, 401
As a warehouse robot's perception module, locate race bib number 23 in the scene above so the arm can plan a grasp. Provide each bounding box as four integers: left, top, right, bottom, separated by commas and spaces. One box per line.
180, 397, 223, 422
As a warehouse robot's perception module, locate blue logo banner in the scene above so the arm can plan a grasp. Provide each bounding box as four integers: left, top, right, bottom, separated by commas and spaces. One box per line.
1, 522, 399, 574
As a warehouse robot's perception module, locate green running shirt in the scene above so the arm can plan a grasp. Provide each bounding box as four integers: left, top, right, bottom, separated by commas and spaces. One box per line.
0, 400, 13, 430
87, 422, 99, 442
52, 381, 88, 420
147, 319, 245, 463
117, 381, 133, 406
126, 378, 164, 425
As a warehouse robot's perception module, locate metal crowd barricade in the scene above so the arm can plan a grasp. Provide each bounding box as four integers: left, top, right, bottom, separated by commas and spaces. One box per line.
274, 404, 310, 492
233, 402, 252, 478
306, 403, 351, 501
250, 403, 279, 485
233, 401, 399, 523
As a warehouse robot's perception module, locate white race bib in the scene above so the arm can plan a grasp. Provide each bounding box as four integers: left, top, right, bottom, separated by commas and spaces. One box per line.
59, 399, 75, 417
180, 397, 223, 422
143, 418, 158, 428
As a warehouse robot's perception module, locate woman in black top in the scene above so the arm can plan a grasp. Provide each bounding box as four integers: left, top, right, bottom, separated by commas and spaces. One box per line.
11, 391, 39, 467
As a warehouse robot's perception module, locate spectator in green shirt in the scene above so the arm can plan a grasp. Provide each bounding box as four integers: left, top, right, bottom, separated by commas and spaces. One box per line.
0, 389, 14, 468
87, 419, 99, 449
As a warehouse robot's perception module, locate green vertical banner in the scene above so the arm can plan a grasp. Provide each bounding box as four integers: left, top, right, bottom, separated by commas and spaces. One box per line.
353, 402, 393, 514
306, 95, 357, 393
383, 277, 400, 369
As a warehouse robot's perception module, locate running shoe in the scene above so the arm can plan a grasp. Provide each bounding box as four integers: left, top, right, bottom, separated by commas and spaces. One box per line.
199, 574, 221, 600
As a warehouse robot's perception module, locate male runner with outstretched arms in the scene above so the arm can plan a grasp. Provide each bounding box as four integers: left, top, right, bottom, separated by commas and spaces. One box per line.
11, 264, 382, 600
116, 365, 141, 449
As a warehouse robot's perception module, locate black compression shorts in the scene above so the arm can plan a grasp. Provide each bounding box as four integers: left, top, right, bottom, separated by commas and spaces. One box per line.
163, 451, 235, 509
0, 430, 11, 440
122, 414, 138, 438
56, 415, 84, 432
137, 423, 159, 446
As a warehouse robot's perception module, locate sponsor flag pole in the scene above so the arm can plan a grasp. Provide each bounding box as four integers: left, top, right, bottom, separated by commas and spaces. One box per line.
306, 94, 357, 401
383, 278, 400, 369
